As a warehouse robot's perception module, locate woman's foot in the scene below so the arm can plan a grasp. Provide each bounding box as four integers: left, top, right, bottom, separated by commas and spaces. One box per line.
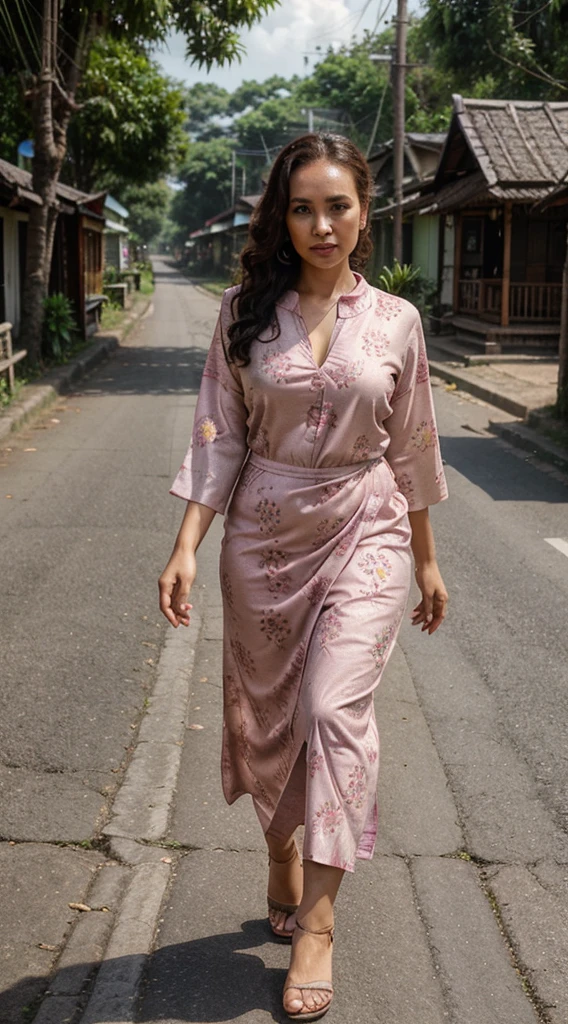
267, 840, 303, 939
283, 915, 334, 1020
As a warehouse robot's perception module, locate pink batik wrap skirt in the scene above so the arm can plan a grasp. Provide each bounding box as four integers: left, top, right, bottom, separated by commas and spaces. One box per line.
219, 451, 412, 873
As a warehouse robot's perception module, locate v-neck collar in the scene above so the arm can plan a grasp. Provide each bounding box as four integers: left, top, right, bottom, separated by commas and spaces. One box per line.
275, 272, 372, 319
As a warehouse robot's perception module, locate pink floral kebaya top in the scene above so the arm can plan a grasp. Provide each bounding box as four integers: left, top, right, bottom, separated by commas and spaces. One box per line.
171, 273, 448, 514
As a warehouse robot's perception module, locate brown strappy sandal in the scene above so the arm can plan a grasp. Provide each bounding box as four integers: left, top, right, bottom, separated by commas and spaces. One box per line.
267, 844, 301, 942
283, 918, 334, 1021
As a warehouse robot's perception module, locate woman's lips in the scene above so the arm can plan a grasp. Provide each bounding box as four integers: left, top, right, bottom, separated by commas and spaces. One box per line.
310, 244, 337, 253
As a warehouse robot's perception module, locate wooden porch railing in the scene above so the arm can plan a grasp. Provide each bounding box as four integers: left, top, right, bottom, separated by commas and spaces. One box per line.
0, 322, 27, 392
458, 280, 561, 321
509, 283, 562, 321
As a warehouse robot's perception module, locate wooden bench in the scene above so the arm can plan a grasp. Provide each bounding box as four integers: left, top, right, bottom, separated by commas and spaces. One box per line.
0, 322, 27, 392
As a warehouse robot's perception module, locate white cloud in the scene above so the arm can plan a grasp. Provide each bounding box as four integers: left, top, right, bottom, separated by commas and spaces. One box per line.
154, 0, 419, 91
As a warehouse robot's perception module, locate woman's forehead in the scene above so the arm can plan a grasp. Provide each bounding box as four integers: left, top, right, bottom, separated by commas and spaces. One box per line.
288, 160, 357, 197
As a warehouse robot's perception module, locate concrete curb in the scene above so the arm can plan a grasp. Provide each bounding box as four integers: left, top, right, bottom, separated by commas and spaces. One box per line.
0, 298, 152, 442
80, 862, 171, 1024
428, 358, 530, 419
54, 613, 203, 1024
428, 357, 568, 474
102, 608, 201, 848
488, 418, 568, 474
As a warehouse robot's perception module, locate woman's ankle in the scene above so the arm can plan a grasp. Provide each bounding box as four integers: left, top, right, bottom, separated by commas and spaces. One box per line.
266, 833, 297, 862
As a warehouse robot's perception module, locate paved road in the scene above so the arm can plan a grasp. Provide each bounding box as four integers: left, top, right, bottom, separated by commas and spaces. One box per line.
0, 261, 214, 1019
1, 259, 567, 1024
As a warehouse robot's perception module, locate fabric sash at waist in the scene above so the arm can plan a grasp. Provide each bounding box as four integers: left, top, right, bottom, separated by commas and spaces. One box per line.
247, 450, 384, 482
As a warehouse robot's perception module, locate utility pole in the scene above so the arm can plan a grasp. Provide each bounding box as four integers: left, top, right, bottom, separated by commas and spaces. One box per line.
393, 0, 408, 263
231, 149, 236, 206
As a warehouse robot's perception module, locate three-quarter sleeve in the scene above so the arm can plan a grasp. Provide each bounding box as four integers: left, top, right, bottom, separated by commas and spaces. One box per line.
170, 289, 249, 514
384, 311, 448, 512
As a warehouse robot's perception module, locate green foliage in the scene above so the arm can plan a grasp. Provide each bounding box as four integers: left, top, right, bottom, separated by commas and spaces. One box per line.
42, 294, 79, 363
0, 73, 32, 163
378, 260, 437, 313
103, 264, 120, 285
0, 1, 280, 78
171, 137, 235, 235
120, 181, 171, 247
65, 38, 186, 192
184, 82, 230, 140
235, 96, 307, 151
419, 0, 568, 100
228, 75, 298, 114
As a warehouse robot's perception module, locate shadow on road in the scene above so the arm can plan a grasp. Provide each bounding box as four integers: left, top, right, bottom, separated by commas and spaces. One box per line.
0, 919, 293, 1024
440, 433, 568, 503
74, 346, 207, 397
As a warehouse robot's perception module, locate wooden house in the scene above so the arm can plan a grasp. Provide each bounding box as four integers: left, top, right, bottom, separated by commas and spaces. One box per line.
187, 195, 261, 277
369, 132, 446, 280
0, 158, 105, 339
402, 96, 568, 353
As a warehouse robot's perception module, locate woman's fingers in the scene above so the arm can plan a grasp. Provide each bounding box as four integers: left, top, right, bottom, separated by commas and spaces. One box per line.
159, 573, 193, 628
411, 589, 448, 633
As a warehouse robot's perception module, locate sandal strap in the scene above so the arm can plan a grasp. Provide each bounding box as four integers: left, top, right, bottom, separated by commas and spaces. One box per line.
267, 896, 299, 914
284, 981, 333, 994
296, 918, 334, 940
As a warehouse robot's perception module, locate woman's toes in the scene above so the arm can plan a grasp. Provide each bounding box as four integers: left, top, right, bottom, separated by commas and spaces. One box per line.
284, 989, 304, 1013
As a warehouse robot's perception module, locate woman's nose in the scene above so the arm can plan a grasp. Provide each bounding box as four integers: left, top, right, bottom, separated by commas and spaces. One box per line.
313, 214, 332, 235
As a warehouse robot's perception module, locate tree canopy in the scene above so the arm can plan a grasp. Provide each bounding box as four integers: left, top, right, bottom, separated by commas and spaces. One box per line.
419, 0, 568, 99
66, 38, 187, 192
171, 137, 235, 235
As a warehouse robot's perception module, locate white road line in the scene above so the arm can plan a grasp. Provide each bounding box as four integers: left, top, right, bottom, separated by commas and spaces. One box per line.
545, 538, 568, 558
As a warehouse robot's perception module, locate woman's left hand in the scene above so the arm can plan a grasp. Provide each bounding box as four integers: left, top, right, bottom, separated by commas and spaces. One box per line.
411, 562, 448, 634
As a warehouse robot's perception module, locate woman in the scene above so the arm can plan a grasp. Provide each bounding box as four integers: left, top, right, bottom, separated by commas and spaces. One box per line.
159, 133, 448, 1022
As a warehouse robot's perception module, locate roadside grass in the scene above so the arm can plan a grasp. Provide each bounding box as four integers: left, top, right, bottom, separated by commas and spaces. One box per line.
139, 267, 155, 296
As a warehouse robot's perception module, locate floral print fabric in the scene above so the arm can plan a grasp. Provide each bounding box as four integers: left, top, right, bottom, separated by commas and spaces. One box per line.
171, 273, 447, 871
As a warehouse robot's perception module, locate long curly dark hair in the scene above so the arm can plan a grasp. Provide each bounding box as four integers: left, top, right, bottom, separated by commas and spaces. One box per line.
227, 133, 374, 366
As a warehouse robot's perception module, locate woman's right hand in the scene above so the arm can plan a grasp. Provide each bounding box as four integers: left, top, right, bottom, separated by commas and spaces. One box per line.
158, 548, 196, 628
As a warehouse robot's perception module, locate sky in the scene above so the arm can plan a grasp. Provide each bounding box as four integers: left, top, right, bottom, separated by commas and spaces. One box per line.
154, 0, 424, 93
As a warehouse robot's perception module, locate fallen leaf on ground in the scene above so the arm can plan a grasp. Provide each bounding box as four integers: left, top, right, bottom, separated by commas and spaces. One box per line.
142, 641, 157, 648
24, 447, 37, 452
50, 418, 60, 423
161, 856, 173, 864
5, 495, 13, 499
38, 943, 57, 951
144, 657, 154, 665
199, 677, 208, 682
68, 902, 91, 912
444, 382, 458, 391
187, 723, 204, 730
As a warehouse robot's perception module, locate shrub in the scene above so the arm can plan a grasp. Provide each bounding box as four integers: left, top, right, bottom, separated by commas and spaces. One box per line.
378, 259, 437, 315
42, 294, 79, 362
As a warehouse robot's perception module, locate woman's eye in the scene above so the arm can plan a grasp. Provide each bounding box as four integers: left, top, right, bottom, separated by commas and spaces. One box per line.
292, 205, 310, 214
333, 204, 349, 211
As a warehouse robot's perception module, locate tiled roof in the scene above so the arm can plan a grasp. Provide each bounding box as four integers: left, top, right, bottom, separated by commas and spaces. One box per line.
0, 158, 104, 209
444, 96, 568, 187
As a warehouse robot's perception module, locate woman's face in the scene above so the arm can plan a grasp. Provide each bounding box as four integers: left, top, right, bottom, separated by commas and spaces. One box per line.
285, 159, 367, 271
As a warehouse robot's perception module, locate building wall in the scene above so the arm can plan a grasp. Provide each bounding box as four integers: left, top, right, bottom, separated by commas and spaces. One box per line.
0, 207, 29, 336
412, 214, 439, 281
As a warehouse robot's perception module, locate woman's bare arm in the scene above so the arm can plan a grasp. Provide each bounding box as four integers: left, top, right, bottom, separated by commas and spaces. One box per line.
407, 507, 448, 634
158, 501, 217, 628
